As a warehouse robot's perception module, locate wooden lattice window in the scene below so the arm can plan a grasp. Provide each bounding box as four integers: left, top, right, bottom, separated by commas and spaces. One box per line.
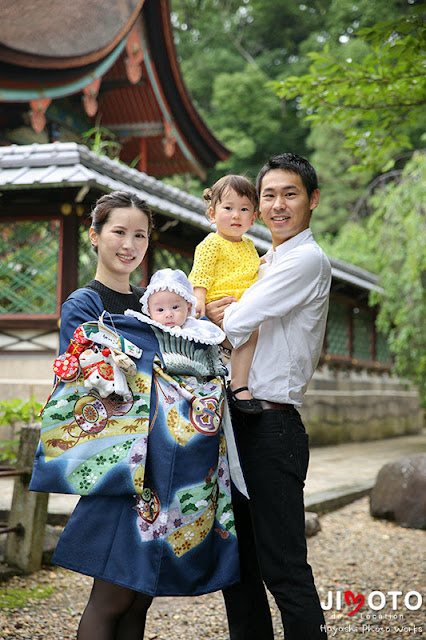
376, 330, 392, 363
0, 218, 60, 315
78, 221, 96, 288
326, 299, 350, 357
352, 307, 374, 361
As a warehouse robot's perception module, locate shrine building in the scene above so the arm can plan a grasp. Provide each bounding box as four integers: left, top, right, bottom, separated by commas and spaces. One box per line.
0, 1, 421, 443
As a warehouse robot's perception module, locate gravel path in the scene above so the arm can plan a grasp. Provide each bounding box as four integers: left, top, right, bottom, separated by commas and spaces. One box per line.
0, 497, 424, 639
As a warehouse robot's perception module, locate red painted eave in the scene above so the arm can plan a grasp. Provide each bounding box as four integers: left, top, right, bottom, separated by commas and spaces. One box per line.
143, 0, 230, 166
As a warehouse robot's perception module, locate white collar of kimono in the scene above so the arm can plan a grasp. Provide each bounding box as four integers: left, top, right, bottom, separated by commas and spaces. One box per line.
125, 310, 225, 346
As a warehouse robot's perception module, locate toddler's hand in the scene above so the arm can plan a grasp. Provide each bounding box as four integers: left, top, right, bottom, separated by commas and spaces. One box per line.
195, 300, 206, 319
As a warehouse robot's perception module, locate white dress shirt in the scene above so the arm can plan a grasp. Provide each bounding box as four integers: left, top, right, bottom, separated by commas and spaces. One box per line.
223, 228, 331, 407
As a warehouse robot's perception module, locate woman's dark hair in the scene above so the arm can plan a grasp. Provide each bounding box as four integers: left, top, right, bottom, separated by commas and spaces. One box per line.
203, 175, 258, 220
256, 153, 319, 199
90, 191, 154, 237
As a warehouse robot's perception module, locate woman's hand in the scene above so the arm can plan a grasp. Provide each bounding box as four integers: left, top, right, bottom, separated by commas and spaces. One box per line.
205, 296, 237, 327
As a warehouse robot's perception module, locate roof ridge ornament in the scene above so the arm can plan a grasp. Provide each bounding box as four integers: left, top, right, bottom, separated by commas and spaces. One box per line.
29, 98, 52, 133
125, 27, 144, 85
82, 78, 102, 117
163, 119, 176, 158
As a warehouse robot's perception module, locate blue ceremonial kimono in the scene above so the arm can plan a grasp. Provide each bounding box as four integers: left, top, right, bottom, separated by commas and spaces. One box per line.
30, 284, 240, 596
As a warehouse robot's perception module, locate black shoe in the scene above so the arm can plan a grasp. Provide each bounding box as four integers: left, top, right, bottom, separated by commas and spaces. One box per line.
227, 385, 263, 414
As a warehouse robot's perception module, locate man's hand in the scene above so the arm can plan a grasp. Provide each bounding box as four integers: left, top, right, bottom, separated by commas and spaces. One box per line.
205, 296, 237, 327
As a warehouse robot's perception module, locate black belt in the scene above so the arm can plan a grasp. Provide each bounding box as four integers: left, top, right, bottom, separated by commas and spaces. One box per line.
259, 400, 293, 411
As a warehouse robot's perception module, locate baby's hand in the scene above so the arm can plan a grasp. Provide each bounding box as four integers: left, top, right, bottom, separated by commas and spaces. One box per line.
259, 256, 267, 264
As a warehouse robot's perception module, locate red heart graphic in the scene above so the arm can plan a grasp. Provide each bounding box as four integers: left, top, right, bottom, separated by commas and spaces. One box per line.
345, 590, 365, 616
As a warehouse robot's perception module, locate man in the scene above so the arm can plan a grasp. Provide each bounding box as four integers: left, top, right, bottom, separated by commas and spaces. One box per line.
207, 153, 330, 639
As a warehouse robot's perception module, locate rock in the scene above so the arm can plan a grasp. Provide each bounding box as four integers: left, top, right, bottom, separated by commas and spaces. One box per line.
42, 525, 63, 564
305, 511, 321, 537
370, 453, 426, 529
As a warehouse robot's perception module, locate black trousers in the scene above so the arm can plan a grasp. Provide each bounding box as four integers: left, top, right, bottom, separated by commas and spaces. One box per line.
223, 406, 327, 640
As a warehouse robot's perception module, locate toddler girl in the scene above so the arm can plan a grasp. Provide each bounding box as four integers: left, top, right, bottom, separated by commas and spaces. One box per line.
188, 175, 262, 414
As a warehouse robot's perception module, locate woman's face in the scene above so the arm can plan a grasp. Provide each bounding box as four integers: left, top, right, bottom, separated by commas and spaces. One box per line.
90, 207, 149, 286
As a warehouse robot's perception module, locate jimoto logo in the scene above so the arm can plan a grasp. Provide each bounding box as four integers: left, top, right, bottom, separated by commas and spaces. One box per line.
321, 590, 423, 616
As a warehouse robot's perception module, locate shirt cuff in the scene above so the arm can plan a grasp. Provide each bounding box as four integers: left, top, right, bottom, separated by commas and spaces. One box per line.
223, 302, 251, 349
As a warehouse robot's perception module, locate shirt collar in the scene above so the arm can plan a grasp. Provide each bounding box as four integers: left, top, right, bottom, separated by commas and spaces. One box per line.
264, 228, 314, 264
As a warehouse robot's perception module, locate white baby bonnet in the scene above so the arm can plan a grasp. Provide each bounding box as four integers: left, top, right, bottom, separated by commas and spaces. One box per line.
140, 268, 197, 317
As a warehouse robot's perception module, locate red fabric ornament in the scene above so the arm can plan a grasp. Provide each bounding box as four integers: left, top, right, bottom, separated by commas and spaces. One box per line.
66, 340, 87, 358
73, 326, 93, 346
53, 353, 80, 381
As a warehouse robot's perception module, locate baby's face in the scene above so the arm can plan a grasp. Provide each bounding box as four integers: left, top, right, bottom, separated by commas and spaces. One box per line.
148, 290, 191, 328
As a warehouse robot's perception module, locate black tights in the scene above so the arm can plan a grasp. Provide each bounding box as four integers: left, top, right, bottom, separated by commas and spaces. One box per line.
77, 578, 153, 640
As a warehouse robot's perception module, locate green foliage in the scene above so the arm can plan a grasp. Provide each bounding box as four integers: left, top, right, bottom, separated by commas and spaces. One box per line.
0, 437, 19, 466
0, 397, 42, 427
209, 64, 285, 178
321, 154, 426, 403
171, 0, 328, 180
317, 222, 378, 273
162, 173, 205, 198
258, 3, 425, 401
308, 123, 373, 235
171, 0, 415, 193
0, 584, 55, 609
367, 153, 426, 404
0, 397, 42, 465
271, 10, 426, 174
82, 122, 121, 160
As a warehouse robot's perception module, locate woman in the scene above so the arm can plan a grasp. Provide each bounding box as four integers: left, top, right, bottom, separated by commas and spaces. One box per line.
32, 192, 239, 639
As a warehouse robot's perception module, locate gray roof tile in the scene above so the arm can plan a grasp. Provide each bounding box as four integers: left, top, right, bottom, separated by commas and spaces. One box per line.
0, 142, 381, 292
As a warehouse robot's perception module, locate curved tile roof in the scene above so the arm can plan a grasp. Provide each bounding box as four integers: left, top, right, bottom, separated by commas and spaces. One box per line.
0, 1, 229, 178
0, 142, 383, 294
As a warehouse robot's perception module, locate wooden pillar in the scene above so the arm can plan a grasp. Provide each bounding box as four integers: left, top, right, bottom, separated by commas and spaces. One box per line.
348, 305, 354, 361
371, 311, 377, 361
5, 423, 49, 574
59, 209, 79, 304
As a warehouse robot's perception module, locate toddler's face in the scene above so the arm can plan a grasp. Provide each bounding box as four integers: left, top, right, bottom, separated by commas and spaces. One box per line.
148, 290, 191, 327
209, 188, 257, 242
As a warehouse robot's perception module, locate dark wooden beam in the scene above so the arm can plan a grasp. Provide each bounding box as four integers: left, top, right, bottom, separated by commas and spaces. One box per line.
59, 213, 79, 303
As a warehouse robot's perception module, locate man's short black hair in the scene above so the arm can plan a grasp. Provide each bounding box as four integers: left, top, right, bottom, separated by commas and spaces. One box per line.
256, 153, 319, 199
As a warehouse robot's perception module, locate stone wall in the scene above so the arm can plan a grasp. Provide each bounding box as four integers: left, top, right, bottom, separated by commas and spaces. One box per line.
301, 365, 423, 445
0, 354, 423, 445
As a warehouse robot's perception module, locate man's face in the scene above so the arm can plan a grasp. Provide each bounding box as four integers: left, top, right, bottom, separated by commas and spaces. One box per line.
259, 169, 319, 249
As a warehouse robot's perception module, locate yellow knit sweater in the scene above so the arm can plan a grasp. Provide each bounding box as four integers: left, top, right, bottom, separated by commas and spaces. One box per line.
189, 233, 260, 302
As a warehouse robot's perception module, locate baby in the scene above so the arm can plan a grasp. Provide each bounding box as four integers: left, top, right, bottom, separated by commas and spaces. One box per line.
138, 269, 225, 348
132, 268, 227, 376
140, 268, 197, 329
